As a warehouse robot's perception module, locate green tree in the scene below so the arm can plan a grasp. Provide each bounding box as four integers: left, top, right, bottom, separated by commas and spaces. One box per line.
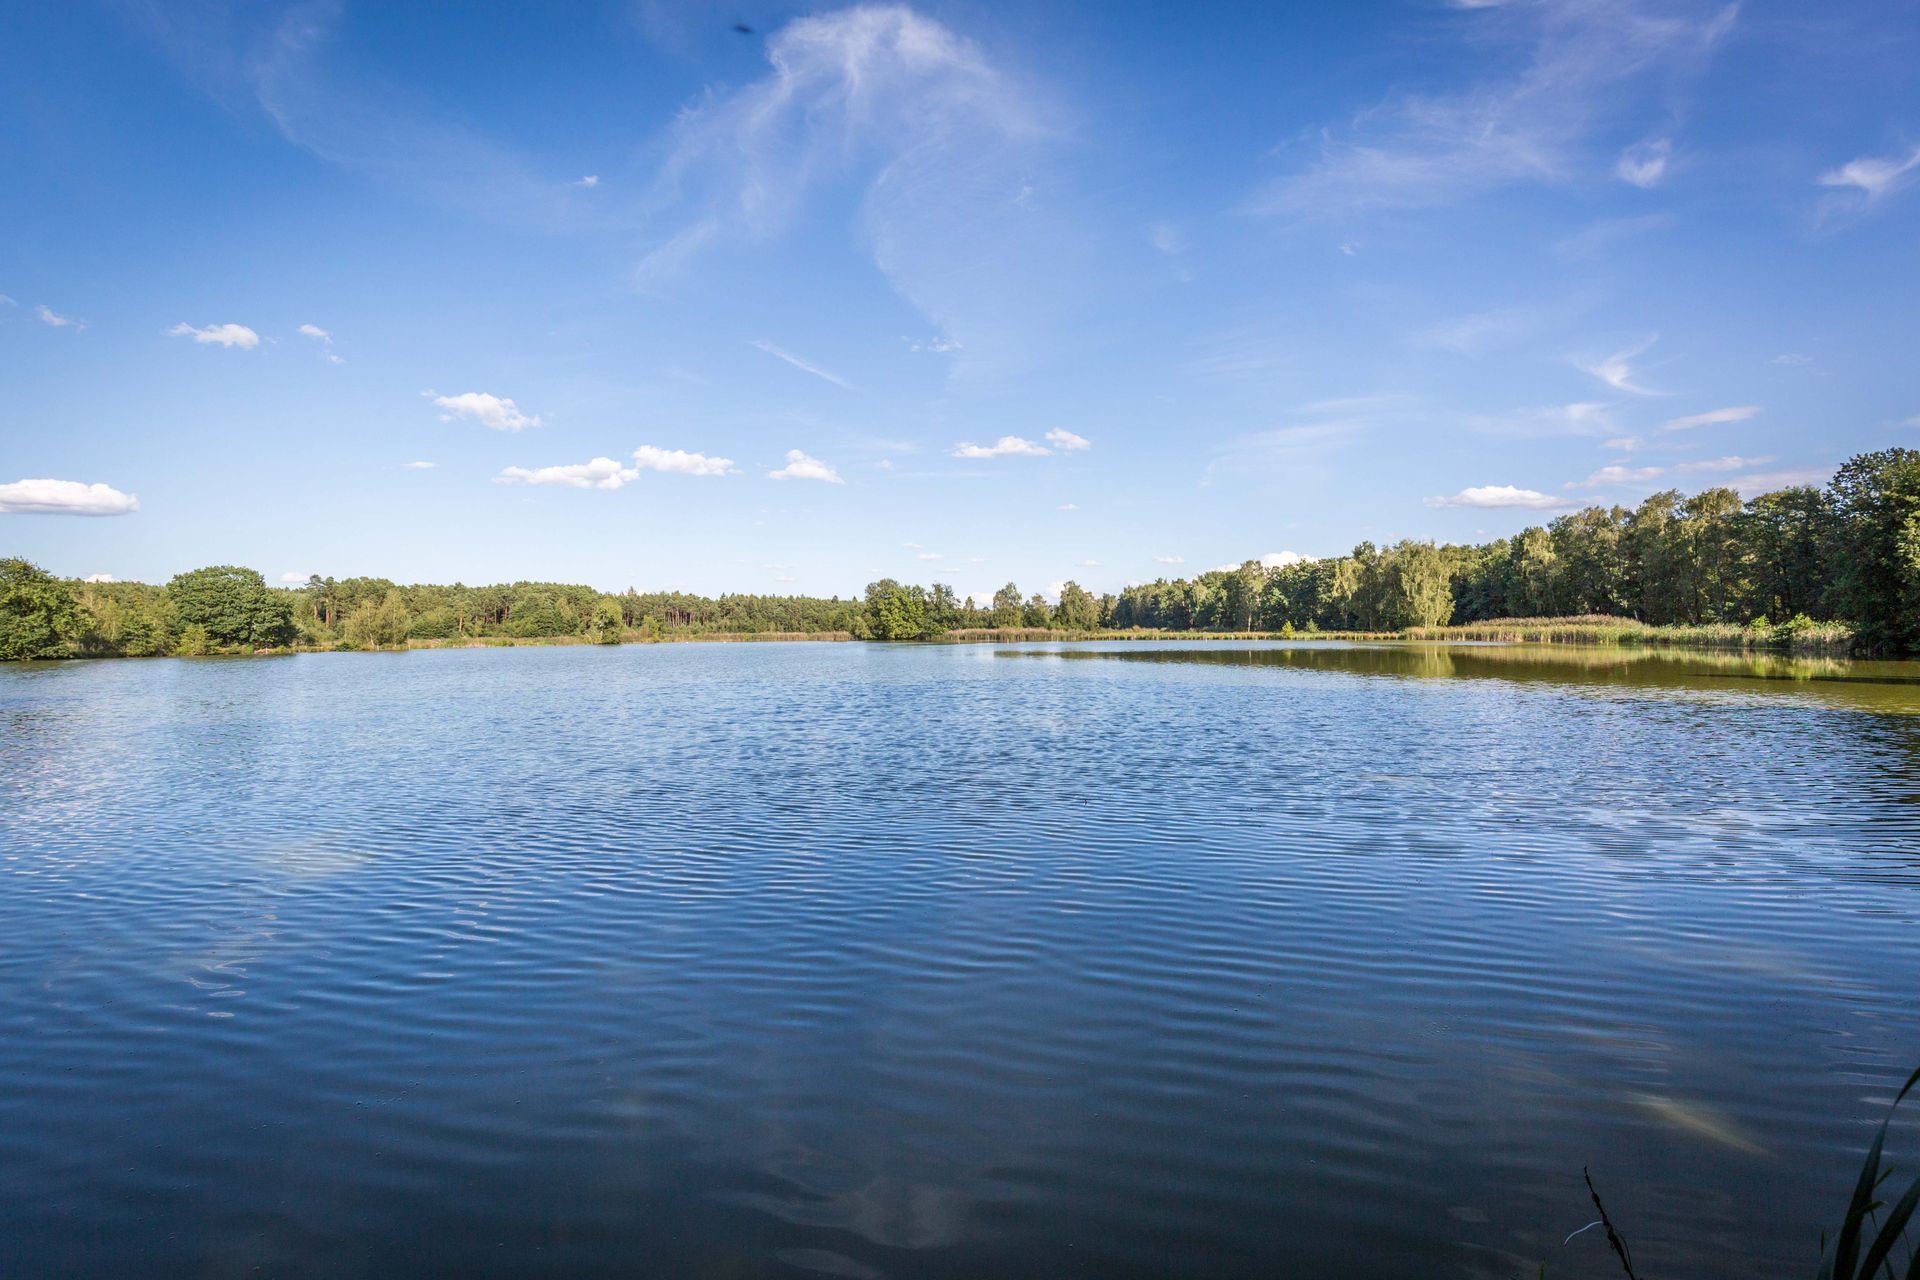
863, 579, 929, 640
591, 598, 625, 644
342, 588, 412, 649
167, 565, 295, 648
0, 558, 78, 660
1056, 581, 1099, 631
1386, 540, 1454, 628
990, 582, 1023, 628
1022, 593, 1054, 628
1828, 448, 1920, 651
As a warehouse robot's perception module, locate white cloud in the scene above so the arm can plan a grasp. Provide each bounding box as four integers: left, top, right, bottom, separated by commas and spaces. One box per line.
82, 573, 115, 583
1576, 334, 1662, 395
402, 460, 436, 470
768, 449, 843, 483
1615, 136, 1671, 188
0, 294, 15, 307
1603, 436, 1643, 451
1044, 428, 1091, 452
1675, 454, 1774, 472
1079, 559, 1101, 568
1818, 146, 1920, 202
917, 552, 942, 561
573, 175, 600, 188
169, 321, 260, 349
278, 572, 311, 584
1731, 466, 1833, 495
498, 457, 636, 490
298, 322, 343, 364
1255, 0, 1735, 215
750, 340, 857, 391
432, 391, 542, 431
1058, 502, 1077, 511
639, 6, 1078, 379
1572, 464, 1664, 488
952, 435, 1050, 459
1772, 352, 1813, 366
1257, 551, 1310, 568
631, 445, 736, 476
36, 304, 83, 330
1467, 401, 1614, 438
1663, 404, 1758, 431
908, 334, 963, 353
1155, 555, 1185, 564
0, 478, 140, 516
1425, 484, 1568, 510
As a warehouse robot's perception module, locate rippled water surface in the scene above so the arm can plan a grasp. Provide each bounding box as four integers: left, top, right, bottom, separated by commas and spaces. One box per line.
3, 640, 1918, 1278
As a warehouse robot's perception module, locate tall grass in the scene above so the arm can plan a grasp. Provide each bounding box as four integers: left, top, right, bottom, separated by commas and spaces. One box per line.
1818, 1065, 1920, 1280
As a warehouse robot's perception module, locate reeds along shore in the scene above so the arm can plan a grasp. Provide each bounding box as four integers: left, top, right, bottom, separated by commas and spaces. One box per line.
935, 616, 1855, 654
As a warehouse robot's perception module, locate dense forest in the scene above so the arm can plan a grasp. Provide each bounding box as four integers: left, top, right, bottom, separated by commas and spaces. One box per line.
3, 448, 1918, 659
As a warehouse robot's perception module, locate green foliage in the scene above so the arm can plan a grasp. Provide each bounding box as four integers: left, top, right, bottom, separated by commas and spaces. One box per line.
590, 598, 624, 644
1817, 1066, 1920, 1280
1057, 581, 1100, 632
865, 578, 930, 640
173, 623, 212, 656
0, 557, 78, 660
1828, 449, 1920, 652
341, 589, 412, 649
166, 565, 295, 649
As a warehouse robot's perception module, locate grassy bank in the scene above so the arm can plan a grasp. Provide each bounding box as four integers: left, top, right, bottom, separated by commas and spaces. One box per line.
939, 616, 1855, 654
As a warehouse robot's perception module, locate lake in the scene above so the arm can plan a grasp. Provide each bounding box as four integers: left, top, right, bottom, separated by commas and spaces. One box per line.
2, 640, 1916, 1278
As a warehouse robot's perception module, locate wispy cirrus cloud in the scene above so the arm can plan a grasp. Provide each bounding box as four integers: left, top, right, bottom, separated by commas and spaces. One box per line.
1818, 146, 1920, 210
638, 5, 1082, 378
1576, 334, 1663, 395
1615, 136, 1672, 187
1675, 454, 1774, 472
750, 341, 857, 392
0, 478, 140, 516
36, 304, 84, 330
1253, 0, 1736, 216
1663, 404, 1757, 431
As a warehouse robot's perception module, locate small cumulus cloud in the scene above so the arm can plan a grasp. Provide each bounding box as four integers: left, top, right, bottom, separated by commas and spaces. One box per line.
402, 460, 436, 470
1044, 428, 1091, 452
1154, 554, 1184, 564
1615, 137, 1671, 188
573, 175, 600, 188
1571, 464, 1664, 488
36, 304, 84, 330
431, 390, 542, 431
0, 478, 140, 516
768, 449, 842, 483
1731, 466, 1834, 495
169, 321, 259, 349
1663, 404, 1758, 431
1675, 455, 1775, 472
298, 323, 344, 363
498, 457, 636, 490
278, 571, 311, 584
952, 435, 1050, 458
1426, 484, 1568, 511
82, 573, 115, 583
1257, 551, 1310, 568
631, 445, 736, 476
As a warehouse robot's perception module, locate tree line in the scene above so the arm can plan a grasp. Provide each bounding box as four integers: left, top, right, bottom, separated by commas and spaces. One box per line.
857, 449, 1920, 651
0, 563, 866, 660
5, 448, 1919, 659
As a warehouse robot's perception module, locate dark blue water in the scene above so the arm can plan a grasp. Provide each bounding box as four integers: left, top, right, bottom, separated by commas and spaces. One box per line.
2, 641, 1917, 1278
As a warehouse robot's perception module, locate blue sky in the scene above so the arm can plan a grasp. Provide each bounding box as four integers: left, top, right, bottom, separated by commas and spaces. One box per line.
2, 0, 1916, 602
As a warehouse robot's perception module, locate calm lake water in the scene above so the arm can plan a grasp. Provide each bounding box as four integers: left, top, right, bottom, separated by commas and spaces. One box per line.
2, 640, 1917, 1278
